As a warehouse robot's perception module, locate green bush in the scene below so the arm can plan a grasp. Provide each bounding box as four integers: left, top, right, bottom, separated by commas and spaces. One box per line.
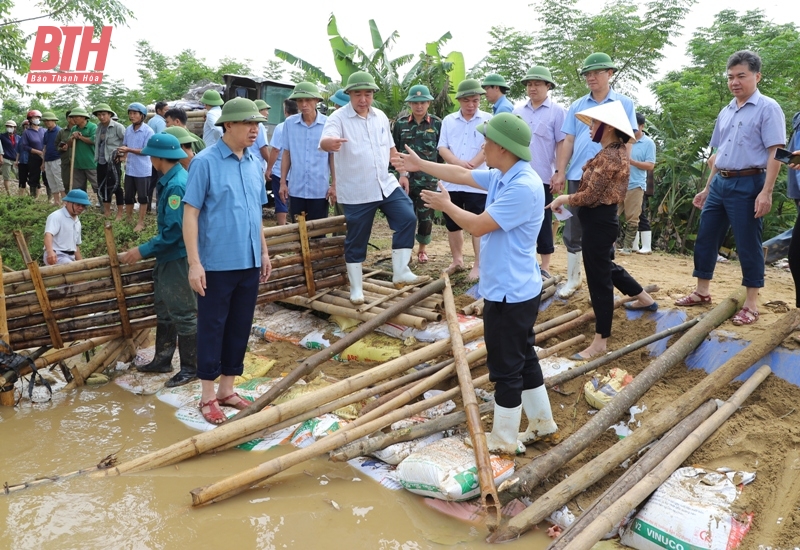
0, 196, 157, 270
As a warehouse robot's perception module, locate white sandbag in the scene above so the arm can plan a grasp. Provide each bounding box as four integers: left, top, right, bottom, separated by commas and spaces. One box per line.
620, 466, 755, 550
290, 414, 348, 448
347, 456, 403, 491
397, 437, 515, 501
371, 417, 444, 465
252, 302, 331, 346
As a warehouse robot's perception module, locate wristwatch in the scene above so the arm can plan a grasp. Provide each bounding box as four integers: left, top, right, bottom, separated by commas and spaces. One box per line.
400, 172, 410, 177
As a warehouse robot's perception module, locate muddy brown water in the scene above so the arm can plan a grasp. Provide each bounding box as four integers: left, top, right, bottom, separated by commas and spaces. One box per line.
0, 383, 554, 549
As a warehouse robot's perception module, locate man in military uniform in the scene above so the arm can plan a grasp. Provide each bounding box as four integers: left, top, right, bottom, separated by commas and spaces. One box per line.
391, 84, 442, 263
164, 107, 205, 153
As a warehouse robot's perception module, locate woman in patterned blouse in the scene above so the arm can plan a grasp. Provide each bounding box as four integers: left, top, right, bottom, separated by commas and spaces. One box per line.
548, 101, 657, 360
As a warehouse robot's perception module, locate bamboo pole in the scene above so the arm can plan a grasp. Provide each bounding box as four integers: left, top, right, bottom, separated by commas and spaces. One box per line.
103, 222, 132, 338
548, 399, 718, 549
262, 215, 345, 238
10, 305, 154, 343
267, 235, 345, 256
462, 297, 483, 316
328, 290, 441, 321
442, 274, 500, 529
270, 245, 344, 269
14, 231, 63, 349
256, 274, 347, 305
545, 317, 701, 388
5, 283, 154, 320
189, 370, 493, 506
0, 254, 8, 344
295, 214, 316, 296
64, 329, 149, 390
264, 225, 347, 246
3, 451, 122, 495
95, 324, 485, 476
564, 365, 771, 550
281, 295, 428, 329
6, 294, 153, 331
357, 279, 426, 313
2, 255, 115, 284
494, 290, 743, 506
358, 358, 457, 417
69, 138, 76, 190
362, 281, 442, 309
257, 265, 346, 295
331, 401, 495, 463
534, 285, 658, 343
233, 277, 448, 422
488, 291, 795, 543
4, 260, 156, 295
533, 309, 582, 335
17, 317, 157, 349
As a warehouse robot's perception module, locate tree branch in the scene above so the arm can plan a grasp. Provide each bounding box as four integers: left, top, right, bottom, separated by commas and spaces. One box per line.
0, 7, 68, 28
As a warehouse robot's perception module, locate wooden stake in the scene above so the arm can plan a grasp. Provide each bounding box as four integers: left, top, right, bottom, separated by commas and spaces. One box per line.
103, 222, 132, 338
442, 274, 500, 529
69, 139, 76, 191
295, 214, 316, 297
231, 277, 447, 422
357, 279, 426, 313
14, 231, 63, 349
564, 365, 772, 550
0, 254, 8, 344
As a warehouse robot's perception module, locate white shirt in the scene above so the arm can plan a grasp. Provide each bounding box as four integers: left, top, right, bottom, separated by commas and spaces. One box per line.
45, 206, 81, 251
203, 106, 223, 148
438, 109, 492, 193
319, 102, 399, 205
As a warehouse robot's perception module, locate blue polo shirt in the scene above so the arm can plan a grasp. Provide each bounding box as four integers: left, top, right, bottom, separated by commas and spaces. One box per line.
43, 126, 61, 161
283, 112, 330, 199
562, 89, 637, 181
270, 122, 285, 178
629, 134, 656, 190
183, 138, 268, 271
492, 95, 514, 115
471, 160, 544, 303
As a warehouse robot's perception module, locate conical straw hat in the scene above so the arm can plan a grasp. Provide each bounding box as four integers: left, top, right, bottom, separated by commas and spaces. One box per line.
575, 101, 635, 139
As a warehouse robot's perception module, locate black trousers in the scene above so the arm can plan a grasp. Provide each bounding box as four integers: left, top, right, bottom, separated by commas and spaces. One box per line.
537, 183, 555, 255
483, 293, 543, 408
579, 204, 644, 338
27, 156, 43, 194
98, 163, 123, 205
789, 200, 800, 308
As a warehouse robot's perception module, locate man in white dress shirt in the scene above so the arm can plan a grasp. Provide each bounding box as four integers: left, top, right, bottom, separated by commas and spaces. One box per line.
319, 71, 422, 304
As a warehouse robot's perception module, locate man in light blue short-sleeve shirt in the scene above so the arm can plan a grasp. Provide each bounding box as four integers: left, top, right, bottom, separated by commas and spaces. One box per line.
393, 113, 559, 456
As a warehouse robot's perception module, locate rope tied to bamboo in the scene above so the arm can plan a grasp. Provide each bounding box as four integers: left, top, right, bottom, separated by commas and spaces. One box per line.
0, 340, 51, 400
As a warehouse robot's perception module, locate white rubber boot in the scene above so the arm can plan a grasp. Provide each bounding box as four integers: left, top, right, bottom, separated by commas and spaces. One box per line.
519, 385, 558, 444
557, 252, 583, 298
346, 263, 365, 305
484, 403, 526, 454
631, 232, 640, 252
637, 231, 652, 254
392, 248, 423, 286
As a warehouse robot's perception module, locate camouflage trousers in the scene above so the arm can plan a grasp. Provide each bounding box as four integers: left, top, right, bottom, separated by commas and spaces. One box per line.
408, 181, 438, 245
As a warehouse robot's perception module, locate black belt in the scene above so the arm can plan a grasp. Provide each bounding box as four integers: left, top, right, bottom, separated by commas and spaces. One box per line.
717, 168, 765, 178
56, 250, 75, 255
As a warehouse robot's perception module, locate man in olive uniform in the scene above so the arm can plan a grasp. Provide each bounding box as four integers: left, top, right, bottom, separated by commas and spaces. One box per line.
164, 107, 205, 153
391, 84, 442, 264
163, 126, 199, 170
120, 133, 197, 388
68, 107, 98, 198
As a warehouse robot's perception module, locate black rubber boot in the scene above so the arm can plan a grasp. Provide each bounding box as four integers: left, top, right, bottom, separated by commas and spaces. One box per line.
136, 323, 177, 373
165, 333, 197, 387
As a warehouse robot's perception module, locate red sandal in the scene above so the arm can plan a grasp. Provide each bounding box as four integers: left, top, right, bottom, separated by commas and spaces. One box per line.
217, 392, 251, 410
199, 398, 226, 424
731, 306, 759, 326
674, 291, 712, 306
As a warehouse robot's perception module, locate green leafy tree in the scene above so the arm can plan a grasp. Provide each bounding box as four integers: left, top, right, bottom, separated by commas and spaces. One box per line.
531, 0, 696, 102
0, 0, 133, 94
478, 26, 535, 101
650, 9, 800, 251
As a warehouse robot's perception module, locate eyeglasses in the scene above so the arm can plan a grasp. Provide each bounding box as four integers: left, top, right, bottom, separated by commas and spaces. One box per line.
582, 70, 610, 79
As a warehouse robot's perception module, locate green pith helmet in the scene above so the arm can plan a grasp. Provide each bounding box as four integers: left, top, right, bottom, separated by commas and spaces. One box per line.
289, 82, 323, 100
69, 107, 90, 118
254, 99, 272, 111
477, 113, 532, 162
214, 97, 268, 126
344, 71, 380, 93
455, 79, 485, 99
200, 89, 224, 106
481, 73, 509, 90
404, 84, 434, 102
41, 112, 59, 121
521, 66, 557, 88
91, 103, 117, 118
163, 126, 198, 144
580, 52, 617, 75
141, 133, 187, 160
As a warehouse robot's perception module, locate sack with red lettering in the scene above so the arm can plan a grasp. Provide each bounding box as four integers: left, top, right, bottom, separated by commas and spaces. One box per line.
620, 466, 754, 550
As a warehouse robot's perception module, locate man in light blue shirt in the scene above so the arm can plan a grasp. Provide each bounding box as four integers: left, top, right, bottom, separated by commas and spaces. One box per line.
249, 99, 271, 176
147, 101, 168, 134
393, 113, 558, 454
183, 98, 272, 425
619, 112, 656, 255
676, 50, 785, 326
482, 74, 514, 115
119, 103, 154, 231
553, 52, 637, 298
267, 99, 298, 226
280, 82, 334, 222
201, 89, 224, 149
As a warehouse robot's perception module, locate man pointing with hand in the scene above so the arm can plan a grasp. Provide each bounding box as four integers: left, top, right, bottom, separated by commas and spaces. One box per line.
320, 71, 422, 305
